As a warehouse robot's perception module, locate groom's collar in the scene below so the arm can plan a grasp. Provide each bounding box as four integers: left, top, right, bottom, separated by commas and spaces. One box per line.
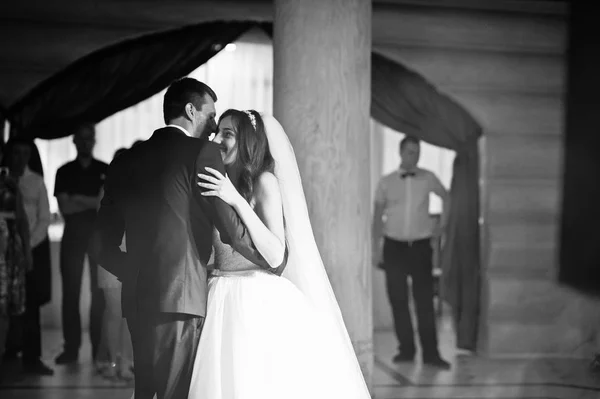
165, 124, 192, 137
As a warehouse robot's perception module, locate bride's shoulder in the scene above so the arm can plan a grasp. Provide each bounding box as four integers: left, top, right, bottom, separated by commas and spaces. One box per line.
255, 172, 281, 201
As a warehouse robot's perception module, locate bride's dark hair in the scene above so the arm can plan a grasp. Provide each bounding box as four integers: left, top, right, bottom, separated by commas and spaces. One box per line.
218, 109, 275, 202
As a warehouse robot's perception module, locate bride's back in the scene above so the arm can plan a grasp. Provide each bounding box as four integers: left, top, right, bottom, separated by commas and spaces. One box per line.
212, 226, 262, 272
212, 193, 261, 272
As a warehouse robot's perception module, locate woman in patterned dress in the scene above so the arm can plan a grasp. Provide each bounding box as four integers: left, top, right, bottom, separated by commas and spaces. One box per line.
0, 142, 32, 361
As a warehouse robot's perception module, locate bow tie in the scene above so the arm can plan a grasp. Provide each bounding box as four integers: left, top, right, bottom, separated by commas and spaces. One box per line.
401, 172, 416, 179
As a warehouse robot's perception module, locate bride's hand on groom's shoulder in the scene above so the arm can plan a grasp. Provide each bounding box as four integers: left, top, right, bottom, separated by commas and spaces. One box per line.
198, 167, 242, 207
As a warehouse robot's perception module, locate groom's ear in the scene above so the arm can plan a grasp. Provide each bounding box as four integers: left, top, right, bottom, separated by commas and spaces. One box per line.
185, 103, 195, 120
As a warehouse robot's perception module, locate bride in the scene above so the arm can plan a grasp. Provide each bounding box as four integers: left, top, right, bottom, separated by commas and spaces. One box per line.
190, 110, 371, 399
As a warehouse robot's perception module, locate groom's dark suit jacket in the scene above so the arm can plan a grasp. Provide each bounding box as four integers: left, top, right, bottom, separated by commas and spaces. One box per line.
92, 127, 281, 319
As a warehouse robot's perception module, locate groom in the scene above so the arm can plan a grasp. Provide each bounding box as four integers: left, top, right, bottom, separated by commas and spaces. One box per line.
92, 78, 278, 399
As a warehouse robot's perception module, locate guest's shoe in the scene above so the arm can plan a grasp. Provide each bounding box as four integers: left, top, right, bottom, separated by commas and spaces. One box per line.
100, 362, 118, 380
0, 362, 25, 383
117, 356, 134, 381
118, 364, 135, 381
55, 351, 78, 365
392, 352, 415, 363
423, 355, 451, 370
23, 359, 54, 376
0, 363, 10, 382
456, 347, 475, 357
94, 360, 110, 374
2, 350, 18, 362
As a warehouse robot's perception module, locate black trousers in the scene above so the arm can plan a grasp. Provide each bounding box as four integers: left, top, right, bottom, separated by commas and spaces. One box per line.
129, 312, 205, 399
5, 274, 42, 362
5, 239, 51, 362
21, 272, 42, 362
382, 237, 440, 359
59, 227, 104, 357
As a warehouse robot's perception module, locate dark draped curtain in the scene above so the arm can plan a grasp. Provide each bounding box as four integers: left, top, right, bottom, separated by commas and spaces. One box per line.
371, 51, 482, 351
8, 21, 257, 140
559, 1, 600, 297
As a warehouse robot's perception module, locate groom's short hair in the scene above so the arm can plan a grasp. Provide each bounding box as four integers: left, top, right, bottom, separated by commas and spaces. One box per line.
163, 78, 218, 124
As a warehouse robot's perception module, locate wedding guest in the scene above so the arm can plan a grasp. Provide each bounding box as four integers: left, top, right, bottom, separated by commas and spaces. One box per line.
372, 136, 451, 369
0, 143, 31, 368
54, 124, 108, 364
94, 147, 133, 381
3, 138, 52, 375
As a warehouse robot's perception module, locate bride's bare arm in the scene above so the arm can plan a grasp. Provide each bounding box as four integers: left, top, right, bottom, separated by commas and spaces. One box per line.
231, 172, 286, 269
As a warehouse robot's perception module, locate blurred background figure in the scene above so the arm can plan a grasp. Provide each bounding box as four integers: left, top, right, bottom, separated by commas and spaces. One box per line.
0, 141, 32, 376
94, 147, 133, 381
372, 136, 451, 370
2, 138, 53, 375
54, 124, 108, 365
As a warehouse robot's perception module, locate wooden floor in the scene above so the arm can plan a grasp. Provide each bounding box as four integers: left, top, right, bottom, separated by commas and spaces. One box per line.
1, 324, 600, 399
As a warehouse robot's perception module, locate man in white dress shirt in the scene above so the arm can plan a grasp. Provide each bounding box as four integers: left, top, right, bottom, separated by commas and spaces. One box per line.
372, 136, 450, 369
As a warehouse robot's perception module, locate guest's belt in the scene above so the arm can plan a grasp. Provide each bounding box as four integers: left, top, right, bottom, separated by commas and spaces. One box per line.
384, 237, 431, 247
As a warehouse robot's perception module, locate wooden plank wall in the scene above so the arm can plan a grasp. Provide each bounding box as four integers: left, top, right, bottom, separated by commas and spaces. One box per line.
372, 2, 599, 354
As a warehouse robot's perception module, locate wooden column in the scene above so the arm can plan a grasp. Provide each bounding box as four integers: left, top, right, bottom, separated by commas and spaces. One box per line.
273, 0, 373, 388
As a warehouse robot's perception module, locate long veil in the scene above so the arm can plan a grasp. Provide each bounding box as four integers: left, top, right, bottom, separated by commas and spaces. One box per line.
262, 115, 371, 397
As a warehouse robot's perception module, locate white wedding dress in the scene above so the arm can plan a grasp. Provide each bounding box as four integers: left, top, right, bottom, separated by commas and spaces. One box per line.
186, 230, 362, 399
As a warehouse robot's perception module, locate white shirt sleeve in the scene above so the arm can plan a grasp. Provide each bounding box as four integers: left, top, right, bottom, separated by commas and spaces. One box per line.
428, 172, 447, 198
31, 177, 51, 248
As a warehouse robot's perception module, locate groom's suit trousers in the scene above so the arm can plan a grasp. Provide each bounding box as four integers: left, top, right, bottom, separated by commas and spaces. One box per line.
128, 312, 205, 399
